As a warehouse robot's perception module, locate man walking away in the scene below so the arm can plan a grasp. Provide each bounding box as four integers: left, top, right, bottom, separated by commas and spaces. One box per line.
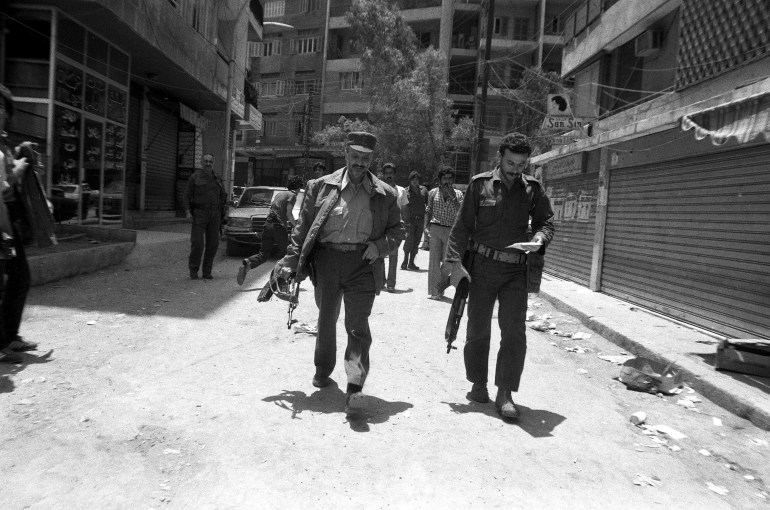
184, 153, 227, 280
379, 162, 406, 292
443, 133, 554, 420
401, 170, 428, 271
236, 175, 304, 285
424, 166, 463, 300
273, 132, 404, 415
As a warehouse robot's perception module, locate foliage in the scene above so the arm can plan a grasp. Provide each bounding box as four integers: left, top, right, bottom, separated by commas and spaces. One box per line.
311, 0, 475, 181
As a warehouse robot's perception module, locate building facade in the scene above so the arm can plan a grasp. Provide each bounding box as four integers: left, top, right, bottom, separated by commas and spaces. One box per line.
531, 0, 770, 339
246, 0, 571, 186
1, 0, 262, 228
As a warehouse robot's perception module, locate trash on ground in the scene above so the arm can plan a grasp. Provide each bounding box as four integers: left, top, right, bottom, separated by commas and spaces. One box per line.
668, 445, 681, 452
162, 448, 181, 455
618, 357, 683, 395
715, 338, 770, 378
526, 311, 535, 321
86, 320, 96, 325
565, 346, 589, 354
577, 368, 588, 374
751, 438, 769, 447
677, 399, 696, 409
712, 417, 723, 426
630, 411, 647, 426
744, 474, 756, 481
707, 482, 729, 495
571, 331, 592, 340
650, 436, 668, 445
598, 354, 635, 365
293, 322, 318, 335
633, 474, 661, 487
651, 424, 687, 440
698, 449, 711, 456
756, 492, 767, 500
529, 320, 556, 332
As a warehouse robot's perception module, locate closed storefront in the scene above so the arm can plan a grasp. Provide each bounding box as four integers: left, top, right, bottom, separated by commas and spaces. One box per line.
542, 152, 599, 287
144, 100, 178, 210
602, 138, 770, 339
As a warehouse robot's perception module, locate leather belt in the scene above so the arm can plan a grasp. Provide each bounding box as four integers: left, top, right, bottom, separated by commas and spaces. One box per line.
473, 241, 527, 264
320, 242, 368, 252
431, 222, 452, 228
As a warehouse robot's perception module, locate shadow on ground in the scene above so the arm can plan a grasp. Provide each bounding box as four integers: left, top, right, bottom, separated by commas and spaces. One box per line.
445, 400, 566, 437
262, 380, 413, 432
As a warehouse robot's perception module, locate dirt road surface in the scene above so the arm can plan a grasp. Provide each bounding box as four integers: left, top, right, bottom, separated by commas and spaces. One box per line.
2, 248, 769, 509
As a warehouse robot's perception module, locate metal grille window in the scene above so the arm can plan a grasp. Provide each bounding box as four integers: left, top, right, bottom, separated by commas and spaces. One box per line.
260, 80, 285, 96
261, 40, 281, 56
264, 119, 278, 136
293, 36, 320, 54
340, 72, 361, 90
294, 79, 319, 94
300, 0, 321, 12
264, 0, 285, 18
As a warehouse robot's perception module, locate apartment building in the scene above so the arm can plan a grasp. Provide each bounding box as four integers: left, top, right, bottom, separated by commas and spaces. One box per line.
531, 0, 770, 339
247, 0, 570, 185
1, 0, 262, 228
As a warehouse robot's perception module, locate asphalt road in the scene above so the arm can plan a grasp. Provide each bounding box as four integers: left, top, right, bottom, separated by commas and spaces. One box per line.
2, 248, 769, 509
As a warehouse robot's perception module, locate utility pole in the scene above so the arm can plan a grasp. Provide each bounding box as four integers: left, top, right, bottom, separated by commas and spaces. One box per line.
474, 0, 496, 175
302, 92, 313, 177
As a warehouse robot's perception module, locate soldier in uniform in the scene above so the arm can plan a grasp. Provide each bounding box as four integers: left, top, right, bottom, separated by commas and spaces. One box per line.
401, 170, 428, 270
184, 153, 227, 279
273, 132, 404, 414
443, 132, 554, 420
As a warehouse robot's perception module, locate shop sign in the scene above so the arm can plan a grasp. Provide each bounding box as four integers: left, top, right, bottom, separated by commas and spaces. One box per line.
545, 153, 584, 179
542, 116, 590, 130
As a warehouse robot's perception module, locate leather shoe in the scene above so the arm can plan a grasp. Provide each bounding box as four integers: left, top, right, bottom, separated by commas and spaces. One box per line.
190, 271, 199, 280
400, 262, 408, 270
202, 274, 213, 280
408, 263, 420, 270
467, 383, 489, 403
495, 391, 520, 420
0, 348, 23, 364
312, 374, 330, 388
345, 391, 366, 415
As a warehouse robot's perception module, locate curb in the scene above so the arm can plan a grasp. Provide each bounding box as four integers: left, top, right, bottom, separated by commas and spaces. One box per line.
538, 279, 770, 431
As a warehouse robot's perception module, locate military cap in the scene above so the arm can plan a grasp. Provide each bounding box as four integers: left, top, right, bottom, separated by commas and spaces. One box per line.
347, 131, 377, 153
408, 170, 421, 180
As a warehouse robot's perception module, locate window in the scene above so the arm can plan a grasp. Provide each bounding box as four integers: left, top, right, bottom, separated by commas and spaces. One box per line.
260, 80, 285, 96
294, 78, 319, 94
340, 72, 361, 90
415, 31, 432, 48
300, 0, 321, 12
264, 119, 278, 136
493, 17, 508, 37
265, 1, 285, 18
293, 36, 320, 54
261, 39, 282, 56
512, 18, 529, 40
248, 42, 261, 58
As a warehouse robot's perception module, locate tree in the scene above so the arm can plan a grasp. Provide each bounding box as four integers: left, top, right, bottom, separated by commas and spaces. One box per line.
313, 0, 474, 182
497, 67, 565, 155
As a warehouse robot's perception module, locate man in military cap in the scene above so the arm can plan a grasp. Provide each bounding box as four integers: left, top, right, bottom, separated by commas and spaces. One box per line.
273, 131, 404, 414
442, 132, 554, 420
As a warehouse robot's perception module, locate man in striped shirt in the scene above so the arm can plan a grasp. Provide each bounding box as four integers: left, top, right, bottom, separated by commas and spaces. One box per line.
423, 166, 463, 300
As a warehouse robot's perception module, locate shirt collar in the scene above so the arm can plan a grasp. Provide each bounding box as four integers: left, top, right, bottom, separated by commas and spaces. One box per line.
342, 168, 373, 194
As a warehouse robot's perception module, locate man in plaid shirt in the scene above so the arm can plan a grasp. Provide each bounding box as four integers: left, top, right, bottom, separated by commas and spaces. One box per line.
423, 166, 464, 300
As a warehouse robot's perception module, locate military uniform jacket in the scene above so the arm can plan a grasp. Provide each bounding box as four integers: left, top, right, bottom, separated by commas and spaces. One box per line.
280, 167, 405, 292
445, 167, 555, 262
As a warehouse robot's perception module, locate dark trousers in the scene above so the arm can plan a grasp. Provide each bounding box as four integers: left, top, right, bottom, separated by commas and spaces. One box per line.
403, 220, 424, 257
464, 254, 528, 392
246, 222, 288, 269
0, 229, 30, 349
313, 246, 376, 388
385, 240, 402, 288
188, 207, 221, 276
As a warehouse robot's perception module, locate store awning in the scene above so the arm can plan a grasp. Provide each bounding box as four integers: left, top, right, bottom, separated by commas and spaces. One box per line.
681, 92, 770, 146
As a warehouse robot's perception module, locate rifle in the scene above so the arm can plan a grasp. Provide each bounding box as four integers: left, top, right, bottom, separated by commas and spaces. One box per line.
287, 279, 300, 329
445, 251, 473, 353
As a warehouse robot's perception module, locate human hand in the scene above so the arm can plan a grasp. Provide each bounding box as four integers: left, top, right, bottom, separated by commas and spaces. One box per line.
362, 241, 379, 264
441, 260, 471, 287
12, 157, 28, 175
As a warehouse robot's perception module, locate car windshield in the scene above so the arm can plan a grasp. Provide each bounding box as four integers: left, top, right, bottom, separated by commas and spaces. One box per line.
238, 189, 275, 208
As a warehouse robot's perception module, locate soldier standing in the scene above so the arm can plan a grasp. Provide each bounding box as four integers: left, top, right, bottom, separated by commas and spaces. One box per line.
400, 170, 428, 271
184, 153, 227, 279
443, 133, 554, 420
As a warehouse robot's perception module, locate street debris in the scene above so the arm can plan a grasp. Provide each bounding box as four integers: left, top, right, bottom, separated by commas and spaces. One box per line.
598, 354, 635, 365
86, 320, 96, 325
744, 475, 756, 481
633, 474, 661, 487
649, 424, 687, 440
677, 399, 696, 409
528, 320, 556, 332
571, 331, 591, 340
698, 449, 711, 456
629, 411, 647, 426
751, 438, 769, 447
163, 448, 181, 455
712, 417, 723, 426
577, 368, 589, 375
565, 345, 589, 354
706, 482, 729, 495
669, 445, 681, 452
293, 322, 318, 335
618, 357, 682, 395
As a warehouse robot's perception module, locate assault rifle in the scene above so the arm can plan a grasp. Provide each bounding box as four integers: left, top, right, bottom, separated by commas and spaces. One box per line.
445, 251, 474, 354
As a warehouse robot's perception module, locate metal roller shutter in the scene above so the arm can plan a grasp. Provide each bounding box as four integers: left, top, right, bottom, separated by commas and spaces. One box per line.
145, 101, 178, 210
602, 144, 770, 339
544, 173, 598, 286
125, 87, 142, 210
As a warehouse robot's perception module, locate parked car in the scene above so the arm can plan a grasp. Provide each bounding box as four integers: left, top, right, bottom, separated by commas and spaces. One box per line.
224, 186, 286, 256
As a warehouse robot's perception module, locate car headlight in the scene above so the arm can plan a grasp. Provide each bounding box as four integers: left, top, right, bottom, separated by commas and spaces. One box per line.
228, 217, 251, 228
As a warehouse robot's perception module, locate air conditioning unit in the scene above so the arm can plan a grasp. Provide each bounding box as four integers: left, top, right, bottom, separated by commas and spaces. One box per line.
634, 30, 663, 58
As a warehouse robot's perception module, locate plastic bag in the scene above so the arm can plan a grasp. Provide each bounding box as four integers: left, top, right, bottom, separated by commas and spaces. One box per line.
619, 357, 683, 394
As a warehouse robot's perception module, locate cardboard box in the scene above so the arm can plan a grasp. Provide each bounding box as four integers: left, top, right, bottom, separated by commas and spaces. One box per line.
715, 339, 770, 378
